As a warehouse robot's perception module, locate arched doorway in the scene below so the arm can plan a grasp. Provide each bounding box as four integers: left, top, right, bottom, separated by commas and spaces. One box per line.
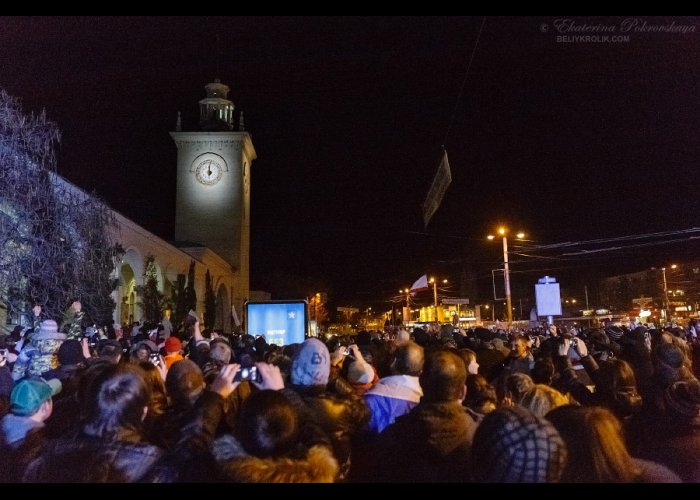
119, 248, 144, 327
216, 283, 229, 332
120, 264, 136, 327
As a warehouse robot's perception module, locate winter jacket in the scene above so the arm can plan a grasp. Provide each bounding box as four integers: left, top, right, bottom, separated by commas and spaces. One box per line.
372, 401, 477, 482
23, 431, 175, 482
212, 434, 338, 482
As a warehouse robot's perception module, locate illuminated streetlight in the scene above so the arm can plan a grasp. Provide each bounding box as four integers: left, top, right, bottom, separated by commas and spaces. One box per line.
487, 227, 525, 325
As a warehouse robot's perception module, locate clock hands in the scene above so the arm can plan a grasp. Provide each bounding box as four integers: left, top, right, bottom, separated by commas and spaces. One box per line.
207, 160, 212, 177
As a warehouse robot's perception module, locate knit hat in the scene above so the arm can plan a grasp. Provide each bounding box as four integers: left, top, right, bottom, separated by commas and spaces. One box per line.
131, 339, 158, 354
347, 359, 374, 385
165, 359, 205, 404
664, 380, 700, 419
291, 338, 330, 387
471, 406, 567, 483
164, 337, 182, 354
10, 376, 61, 416
57, 339, 86, 366
33, 320, 66, 341
655, 343, 685, 369
606, 326, 624, 342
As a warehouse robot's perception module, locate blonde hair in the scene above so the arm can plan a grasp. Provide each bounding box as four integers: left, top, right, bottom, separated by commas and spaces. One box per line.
547, 405, 641, 482
520, 384, 569, 417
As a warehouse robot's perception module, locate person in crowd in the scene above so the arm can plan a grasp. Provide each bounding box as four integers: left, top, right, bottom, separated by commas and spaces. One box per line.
555, 337, 642, 421
282, 338, 368, 481
471, 405, 567, 483
362, 341, 424, 436
163, 337, 184, 370
456, 348, 479, 375
96, 339, 123, 365
502, 372, 535, 407
464, 374, 498, 423
547, 405, 681, 482
138, 360, 169, 445
372, 350, 476, 482
519, 383, 569, 418
23, 364, 175, 482
212, 389, 339, 482
0, 377, 59, 481
627, 379, 700, 482
344, 345, 378, 397
12, 320, 66, 380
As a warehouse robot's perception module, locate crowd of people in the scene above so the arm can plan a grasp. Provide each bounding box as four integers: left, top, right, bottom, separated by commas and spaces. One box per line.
0, 303, 699, 482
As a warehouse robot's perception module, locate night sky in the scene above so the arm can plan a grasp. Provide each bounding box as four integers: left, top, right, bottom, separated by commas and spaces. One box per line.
1, 16, 699, 311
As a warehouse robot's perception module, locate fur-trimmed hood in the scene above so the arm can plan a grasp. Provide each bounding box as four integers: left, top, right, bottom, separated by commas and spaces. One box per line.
212, 434, 338, 483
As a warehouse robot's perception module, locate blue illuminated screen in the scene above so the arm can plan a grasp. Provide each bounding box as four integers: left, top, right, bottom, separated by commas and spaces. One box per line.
246, 301, 307, 346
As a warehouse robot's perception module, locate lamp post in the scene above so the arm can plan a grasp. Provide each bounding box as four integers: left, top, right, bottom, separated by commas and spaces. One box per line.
488, 228, 525, 325
428, 277, 447, 323
653, 264, 676, 322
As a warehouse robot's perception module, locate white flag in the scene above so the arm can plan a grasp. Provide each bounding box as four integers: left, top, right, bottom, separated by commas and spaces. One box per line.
422, 150, 452, 227
231, 305, 241, 327
410, 274, 429, 296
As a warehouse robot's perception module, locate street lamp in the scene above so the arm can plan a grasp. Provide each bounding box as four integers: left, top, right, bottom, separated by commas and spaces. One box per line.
487, 227, 525, 325
653, 265, 677, 322
429, 277, 447, 322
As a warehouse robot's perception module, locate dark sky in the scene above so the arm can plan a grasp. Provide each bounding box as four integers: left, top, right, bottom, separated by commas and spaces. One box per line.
1, 16, 699, 310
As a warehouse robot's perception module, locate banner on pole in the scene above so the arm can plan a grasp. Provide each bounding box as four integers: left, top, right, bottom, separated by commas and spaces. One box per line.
422, 150, 452, 227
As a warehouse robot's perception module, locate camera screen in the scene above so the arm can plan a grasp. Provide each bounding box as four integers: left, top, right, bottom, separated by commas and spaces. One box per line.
235, 366, 259, 382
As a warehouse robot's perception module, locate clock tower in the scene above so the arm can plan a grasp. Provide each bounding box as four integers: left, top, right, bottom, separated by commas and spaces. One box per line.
171, 79, 256, 311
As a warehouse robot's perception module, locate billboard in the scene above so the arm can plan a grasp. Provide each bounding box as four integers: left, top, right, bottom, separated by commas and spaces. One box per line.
245, 300, 307, 346
535, 279, 562, 317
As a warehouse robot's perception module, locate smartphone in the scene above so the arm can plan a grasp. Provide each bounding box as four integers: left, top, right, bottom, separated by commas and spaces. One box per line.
343, 348, 351, 356
0, 349, 7, 357
149, 353, 161, 366
234, 366, 262, 383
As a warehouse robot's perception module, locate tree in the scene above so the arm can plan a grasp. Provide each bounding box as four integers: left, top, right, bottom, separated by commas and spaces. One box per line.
0, 90, 121, 323
170, 273, 188, 325
204, 269, 216, 331
185, 260, 197, 313
136, 255, 164, 324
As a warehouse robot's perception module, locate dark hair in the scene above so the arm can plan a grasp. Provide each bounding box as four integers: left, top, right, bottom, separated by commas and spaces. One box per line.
236, 390, 299, 458
531, 358, 555, 385
419, 350, 466, 402
82, 364, 149, 440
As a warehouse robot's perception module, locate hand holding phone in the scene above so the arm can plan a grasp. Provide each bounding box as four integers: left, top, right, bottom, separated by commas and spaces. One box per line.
149, 353, 161, 366
233, 365, 262, 383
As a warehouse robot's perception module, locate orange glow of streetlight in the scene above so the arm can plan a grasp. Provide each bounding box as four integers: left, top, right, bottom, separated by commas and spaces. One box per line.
498, 227, 506, 235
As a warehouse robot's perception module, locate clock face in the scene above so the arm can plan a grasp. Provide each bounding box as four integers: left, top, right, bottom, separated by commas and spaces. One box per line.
194, 157, 224, 185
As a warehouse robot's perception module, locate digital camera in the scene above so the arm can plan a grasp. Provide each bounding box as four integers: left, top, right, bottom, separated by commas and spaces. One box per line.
149, 353, 161, 366
234, 366, 261, 383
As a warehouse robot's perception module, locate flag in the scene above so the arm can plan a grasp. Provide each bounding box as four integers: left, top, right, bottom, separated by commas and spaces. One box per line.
231, 305, 241, 327
422, 150, 452, 228
410, 274, 429, 296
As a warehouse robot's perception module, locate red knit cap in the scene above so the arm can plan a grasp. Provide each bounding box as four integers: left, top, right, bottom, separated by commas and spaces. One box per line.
164, 336, 182, 353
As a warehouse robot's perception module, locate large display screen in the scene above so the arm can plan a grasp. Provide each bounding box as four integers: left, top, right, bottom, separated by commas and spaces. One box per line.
246, 301, 307, 346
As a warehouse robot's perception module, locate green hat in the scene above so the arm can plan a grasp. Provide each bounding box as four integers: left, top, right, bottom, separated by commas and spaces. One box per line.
10, 377, 61, 416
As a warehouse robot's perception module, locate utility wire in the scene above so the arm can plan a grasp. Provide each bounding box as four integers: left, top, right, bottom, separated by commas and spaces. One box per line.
442, 16, 487, 149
